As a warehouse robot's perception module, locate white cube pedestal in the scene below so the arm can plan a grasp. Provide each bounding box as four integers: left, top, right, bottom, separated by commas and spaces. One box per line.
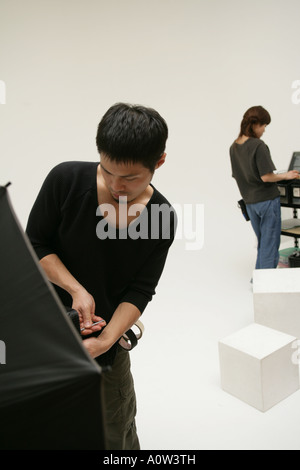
253, 268, 300, 338
219, 323, 299, 412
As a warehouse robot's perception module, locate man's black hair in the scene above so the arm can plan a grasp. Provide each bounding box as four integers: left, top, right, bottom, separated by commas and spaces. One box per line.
96, 103, 168, 172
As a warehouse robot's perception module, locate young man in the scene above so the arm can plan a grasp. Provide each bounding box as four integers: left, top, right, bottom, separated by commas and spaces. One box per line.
26, 103, 176, 450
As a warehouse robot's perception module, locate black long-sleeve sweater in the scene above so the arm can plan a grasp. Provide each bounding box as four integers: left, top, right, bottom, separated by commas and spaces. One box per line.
26, 161, 176, 364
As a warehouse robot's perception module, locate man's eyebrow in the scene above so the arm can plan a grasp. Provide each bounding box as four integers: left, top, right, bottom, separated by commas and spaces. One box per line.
100, 162, 139, 177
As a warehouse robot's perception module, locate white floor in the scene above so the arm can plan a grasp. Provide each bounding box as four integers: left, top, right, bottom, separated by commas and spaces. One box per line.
131, 236, 300, 451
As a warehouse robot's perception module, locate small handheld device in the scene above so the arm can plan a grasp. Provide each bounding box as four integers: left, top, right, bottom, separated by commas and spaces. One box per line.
80, 320, 105, 332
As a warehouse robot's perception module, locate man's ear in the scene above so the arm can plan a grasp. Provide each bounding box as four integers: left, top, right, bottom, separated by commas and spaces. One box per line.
155, 153, 166, 170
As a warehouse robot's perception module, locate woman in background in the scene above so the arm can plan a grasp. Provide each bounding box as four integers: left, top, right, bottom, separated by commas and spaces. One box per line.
230, 105, 299, 270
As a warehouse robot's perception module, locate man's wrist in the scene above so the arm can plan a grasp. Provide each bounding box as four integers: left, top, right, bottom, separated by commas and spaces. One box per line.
95, 331, 114, 353
68, 282, 84, 297
83, 335, 112, 358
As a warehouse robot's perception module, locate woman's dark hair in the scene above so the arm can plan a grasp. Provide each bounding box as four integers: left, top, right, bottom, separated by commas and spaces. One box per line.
239, 105, 271, 138
96, 103, 168, 172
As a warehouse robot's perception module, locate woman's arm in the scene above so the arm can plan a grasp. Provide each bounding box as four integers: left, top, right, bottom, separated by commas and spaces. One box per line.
261, 170, 299, 183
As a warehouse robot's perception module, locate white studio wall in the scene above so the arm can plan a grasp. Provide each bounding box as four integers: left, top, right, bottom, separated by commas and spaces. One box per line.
1, 0, 300, 450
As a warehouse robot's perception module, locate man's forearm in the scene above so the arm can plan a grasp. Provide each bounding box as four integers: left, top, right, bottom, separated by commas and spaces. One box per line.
83, 302, 141, 358
40, 253, 83, 296
100, 302, 141, 345
39, 253, 99, 330
40, 255, 141, 357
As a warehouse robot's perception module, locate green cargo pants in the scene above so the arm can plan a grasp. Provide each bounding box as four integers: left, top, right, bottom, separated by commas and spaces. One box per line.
101, 345, 140, 450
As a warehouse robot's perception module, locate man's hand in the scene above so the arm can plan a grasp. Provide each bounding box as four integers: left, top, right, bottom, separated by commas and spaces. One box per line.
71, 287, 106, 335
82, 302, 141, 359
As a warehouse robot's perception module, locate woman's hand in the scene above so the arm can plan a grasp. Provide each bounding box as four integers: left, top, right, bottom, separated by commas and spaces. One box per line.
286, 170, 300, 180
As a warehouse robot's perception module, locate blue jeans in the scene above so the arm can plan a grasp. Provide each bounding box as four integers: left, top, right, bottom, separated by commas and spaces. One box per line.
246, 197, 281, 269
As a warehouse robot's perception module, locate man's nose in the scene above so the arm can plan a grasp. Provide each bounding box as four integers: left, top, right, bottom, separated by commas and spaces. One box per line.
111, 177, 125, 191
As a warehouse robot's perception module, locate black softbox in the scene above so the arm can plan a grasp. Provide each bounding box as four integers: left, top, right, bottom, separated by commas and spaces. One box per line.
0, 184, 107, 450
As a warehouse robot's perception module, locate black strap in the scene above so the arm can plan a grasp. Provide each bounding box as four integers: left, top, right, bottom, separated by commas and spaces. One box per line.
118, 328, 138, 350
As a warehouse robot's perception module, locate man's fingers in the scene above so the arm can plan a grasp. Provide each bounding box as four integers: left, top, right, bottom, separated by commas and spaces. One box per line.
80, 319, 106, 332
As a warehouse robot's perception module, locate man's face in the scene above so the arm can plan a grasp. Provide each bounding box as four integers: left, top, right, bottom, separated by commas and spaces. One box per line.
99, 154, 155, 203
